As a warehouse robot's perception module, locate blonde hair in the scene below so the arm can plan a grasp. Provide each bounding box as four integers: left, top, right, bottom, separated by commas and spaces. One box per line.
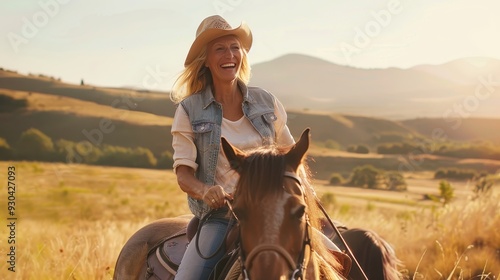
170, 39, 252, 104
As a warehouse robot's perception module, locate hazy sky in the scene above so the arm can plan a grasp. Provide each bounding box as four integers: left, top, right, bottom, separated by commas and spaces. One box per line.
1, 0, 499, 90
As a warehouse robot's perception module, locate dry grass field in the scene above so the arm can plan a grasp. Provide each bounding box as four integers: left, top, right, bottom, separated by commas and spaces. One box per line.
0, 161, 498, 279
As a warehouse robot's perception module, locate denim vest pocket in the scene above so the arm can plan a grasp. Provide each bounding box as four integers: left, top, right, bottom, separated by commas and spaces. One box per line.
192, 121, 215, 153
260, 112, 277, 144
262, 112, 278, 124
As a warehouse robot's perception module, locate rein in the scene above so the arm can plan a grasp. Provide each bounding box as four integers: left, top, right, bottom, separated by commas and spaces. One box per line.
228, 171, 311, 280
195, 208, 235, 259
315, 199, 369, 280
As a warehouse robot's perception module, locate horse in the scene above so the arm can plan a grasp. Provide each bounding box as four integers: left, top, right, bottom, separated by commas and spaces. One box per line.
321, 220, 403, 280
219, 128, 345, 279
114, 128, 402, 279
334, 228, 402, 280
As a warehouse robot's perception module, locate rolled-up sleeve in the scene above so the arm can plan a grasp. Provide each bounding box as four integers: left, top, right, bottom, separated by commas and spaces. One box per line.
171, 105, 198, 173
274, 97, 295, 146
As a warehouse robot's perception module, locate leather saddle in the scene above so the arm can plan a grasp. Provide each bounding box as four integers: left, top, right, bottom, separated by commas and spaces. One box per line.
144, 216, 239, 280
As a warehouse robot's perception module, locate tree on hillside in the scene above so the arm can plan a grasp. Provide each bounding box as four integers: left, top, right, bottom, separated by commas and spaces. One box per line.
15, 128, 55, 161
349, 165, 379, 188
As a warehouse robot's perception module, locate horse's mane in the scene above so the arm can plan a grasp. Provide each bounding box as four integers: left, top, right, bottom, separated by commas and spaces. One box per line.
234, 145, 343, 279
234, 145, 286, 206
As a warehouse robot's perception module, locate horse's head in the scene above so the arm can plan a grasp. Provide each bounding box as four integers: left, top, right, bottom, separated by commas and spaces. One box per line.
222, 128, 314, 279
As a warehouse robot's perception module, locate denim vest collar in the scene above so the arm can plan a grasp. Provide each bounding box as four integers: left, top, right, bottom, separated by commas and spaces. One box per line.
200, 81, 257, 109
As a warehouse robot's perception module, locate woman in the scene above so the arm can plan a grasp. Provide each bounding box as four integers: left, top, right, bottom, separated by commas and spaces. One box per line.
170, 15, 295, 279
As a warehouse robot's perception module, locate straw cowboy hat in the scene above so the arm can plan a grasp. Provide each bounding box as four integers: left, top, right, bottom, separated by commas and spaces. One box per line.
184, 15, 253, 66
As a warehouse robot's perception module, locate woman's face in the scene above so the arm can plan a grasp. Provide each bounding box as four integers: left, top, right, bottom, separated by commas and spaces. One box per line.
205, 35, 242, 85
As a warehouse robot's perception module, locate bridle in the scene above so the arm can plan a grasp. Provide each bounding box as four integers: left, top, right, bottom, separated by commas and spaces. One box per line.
227, 171, 311, 280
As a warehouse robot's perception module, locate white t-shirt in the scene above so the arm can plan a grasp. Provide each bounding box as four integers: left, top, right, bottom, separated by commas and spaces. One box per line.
171, 97, 294, 194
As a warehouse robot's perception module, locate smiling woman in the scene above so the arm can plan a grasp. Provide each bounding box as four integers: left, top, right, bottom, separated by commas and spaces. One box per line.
168, 15, 296, 279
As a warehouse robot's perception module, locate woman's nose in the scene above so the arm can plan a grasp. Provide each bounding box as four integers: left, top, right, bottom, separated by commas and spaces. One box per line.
224, 48, 234, 58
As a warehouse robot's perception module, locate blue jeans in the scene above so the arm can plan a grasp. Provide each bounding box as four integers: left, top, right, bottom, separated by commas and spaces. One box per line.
175, 210, 233, 280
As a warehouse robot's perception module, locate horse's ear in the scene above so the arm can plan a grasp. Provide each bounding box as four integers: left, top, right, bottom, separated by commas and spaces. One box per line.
286, 128, 310, 170
221, 137, 244, 172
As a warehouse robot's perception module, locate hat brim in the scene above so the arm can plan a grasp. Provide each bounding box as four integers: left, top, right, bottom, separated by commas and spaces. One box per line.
184, 22, 252, 67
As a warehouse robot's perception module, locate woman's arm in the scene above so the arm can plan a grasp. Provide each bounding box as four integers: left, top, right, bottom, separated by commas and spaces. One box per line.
175, 165, 207, 200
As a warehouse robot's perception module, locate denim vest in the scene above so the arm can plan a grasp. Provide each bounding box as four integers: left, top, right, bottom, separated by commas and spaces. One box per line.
180, 84, 277, 218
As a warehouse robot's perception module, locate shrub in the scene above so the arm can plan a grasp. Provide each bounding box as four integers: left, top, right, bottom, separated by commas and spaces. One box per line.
376, 142, 418, 154
54, 139, 102, 164
384, 171, 407, 191
347, 144, 369, 154
439, 180, 454, 205
434, 168, 478, 180
324, 139, 341, 150
0, 138, 13, 160
0, 94, 28, 113
96, 146, 157, 168
347, 165, 407, 190
348, 165, 380, 188
473, 176, 496, 197
156, 151, 174, 169
328, 173, 344, 185
15, 128, 55, 161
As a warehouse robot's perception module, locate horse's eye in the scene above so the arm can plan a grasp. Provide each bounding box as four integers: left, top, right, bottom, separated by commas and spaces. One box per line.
292, 205, 306, 219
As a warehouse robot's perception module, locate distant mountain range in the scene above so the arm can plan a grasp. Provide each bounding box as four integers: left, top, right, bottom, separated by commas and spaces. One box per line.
249, 54, 500, 120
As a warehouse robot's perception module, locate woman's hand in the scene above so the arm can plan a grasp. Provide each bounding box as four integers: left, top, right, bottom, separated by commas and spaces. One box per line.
202, 185, 233, 209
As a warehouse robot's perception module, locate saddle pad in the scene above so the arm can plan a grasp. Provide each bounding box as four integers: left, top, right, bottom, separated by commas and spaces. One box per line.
146, 232, 189, 279
158, 233, 189, 269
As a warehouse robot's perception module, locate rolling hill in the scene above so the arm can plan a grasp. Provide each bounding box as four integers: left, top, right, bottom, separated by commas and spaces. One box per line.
1, 62, 500, 179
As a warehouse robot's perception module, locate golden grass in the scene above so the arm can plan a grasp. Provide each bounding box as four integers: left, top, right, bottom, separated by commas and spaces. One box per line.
0, 161, 498, 279
318, 187, 500, 279
0, 161, 190, 279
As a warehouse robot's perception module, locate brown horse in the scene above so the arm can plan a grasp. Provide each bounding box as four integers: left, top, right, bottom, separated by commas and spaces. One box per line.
114, 128, 402, 279
220, 128, 345, 279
